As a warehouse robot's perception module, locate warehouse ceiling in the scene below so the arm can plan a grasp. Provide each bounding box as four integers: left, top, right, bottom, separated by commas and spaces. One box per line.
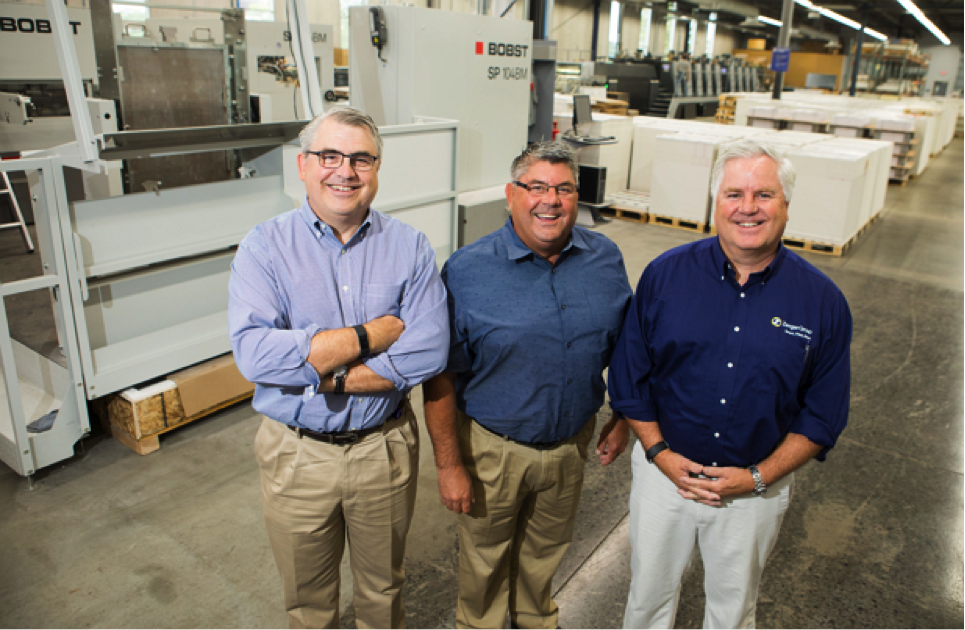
658, 0, 963, 42
752, 0, 963, 41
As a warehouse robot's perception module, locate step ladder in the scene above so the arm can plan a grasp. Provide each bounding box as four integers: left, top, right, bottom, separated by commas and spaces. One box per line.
1, 171, 34, 253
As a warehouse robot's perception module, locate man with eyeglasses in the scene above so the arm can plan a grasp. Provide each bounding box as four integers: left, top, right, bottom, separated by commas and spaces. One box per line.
422, 142, 633, 628
229, 106, 448, 628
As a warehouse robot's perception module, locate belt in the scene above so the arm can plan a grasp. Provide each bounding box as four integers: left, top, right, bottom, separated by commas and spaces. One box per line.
475, 421, 569, 451
288, 401, 407, 446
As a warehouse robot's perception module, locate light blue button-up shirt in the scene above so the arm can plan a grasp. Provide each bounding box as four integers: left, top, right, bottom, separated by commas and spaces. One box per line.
229, 198, 449, 431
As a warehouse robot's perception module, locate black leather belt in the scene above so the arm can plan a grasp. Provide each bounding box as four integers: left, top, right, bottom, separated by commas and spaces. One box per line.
475, 421, 569, 451
288, 401, 408, 446
288, 423, 381, 445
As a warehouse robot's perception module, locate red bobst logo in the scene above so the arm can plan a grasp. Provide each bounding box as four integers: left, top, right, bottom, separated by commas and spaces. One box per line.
475, 41, 483, 55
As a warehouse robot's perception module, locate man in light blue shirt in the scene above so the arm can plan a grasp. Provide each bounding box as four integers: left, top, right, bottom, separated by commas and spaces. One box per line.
229, 106, 448, 628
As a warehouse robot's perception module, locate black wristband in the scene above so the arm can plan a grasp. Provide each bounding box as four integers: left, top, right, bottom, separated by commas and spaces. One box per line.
354, 324, 370, 359
645, 440, 669, 464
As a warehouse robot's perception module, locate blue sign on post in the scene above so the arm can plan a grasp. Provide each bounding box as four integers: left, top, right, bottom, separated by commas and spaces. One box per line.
771, 48, 791, 73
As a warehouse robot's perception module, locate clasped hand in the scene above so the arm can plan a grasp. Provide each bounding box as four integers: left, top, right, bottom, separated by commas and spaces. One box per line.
654, 451, 755, 507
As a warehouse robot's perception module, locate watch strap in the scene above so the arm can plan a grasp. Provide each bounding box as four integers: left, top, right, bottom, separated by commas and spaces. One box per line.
354, 324, 370, 359
333, 366, 348, 395
749, 465, 767, 496
645, 440, 669, 464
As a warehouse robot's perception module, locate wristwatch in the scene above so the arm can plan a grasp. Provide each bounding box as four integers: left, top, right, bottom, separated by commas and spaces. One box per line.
354, 324, 370, 359
333, 365, 348, 395
645, 440, 669, 464
749, 465, 767, 496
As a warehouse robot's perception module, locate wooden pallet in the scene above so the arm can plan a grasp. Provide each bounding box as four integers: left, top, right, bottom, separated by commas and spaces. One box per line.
99, 391, 253, 455
647, 213, 708, 234
781, 236, 848, 257
600, 206, 648, 223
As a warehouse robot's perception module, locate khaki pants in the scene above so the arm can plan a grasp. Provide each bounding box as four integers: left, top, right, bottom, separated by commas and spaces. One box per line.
455, 413, 596, 630
255, 404, 419, 629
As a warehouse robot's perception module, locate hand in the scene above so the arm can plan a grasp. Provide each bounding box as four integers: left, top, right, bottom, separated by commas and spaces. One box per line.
365, 315, 404, 354
652, 449, 705, 495
436, 464, 474, 514
676, 466, 755, 507
596, 416, 629, 466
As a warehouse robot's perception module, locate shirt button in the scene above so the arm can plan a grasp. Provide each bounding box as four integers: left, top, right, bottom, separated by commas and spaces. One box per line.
552, 268, 557, 274
727, 362, 734, 368
561, 304, 566, 310
720, 275, 724, 281
714, 432, 720, 438
712, 462, 718, 466
720, 399, 726, 405
567, 379, 573, 385
341, 248, 347, 255
564, 411, 569, 416
567, 342, 572, 348
342, 286, 348, 292
734, 326, 740, 332
740, 293, 745, 298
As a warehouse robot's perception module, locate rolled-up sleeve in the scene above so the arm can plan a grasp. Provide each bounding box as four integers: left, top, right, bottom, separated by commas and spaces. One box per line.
229, 228, 322, 388
789, 289, 853, 459
364, 233, 449, 389
607, 268, 659, 423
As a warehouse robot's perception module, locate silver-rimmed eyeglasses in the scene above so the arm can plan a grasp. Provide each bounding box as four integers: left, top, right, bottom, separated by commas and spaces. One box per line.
513, 180, 579, 198
306, 150, 379, 172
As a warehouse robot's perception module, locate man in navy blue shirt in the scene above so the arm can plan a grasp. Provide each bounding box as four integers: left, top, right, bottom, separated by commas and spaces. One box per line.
423, 142, 633, 629
609, 139, 852, 629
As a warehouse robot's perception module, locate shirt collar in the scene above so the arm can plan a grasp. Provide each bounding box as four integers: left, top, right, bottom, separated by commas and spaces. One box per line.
498, 217, 589, 262
298, 196, 375, 243
711, 236, 787, 283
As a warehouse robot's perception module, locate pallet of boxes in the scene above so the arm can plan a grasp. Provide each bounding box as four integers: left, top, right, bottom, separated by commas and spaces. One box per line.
100, 354, 254, 455
716, 94, 737, 125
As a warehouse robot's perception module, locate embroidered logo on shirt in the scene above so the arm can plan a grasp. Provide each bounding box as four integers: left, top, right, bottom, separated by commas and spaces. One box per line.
773, 317, 813, 341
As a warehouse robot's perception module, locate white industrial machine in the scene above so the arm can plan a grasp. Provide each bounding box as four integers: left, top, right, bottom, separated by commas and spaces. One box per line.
349, 5, 532, 194
0, 0, 458, 479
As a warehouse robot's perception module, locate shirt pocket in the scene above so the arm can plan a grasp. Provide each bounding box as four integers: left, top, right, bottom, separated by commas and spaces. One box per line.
365, 282, 404, 320
760, 331, 811, 395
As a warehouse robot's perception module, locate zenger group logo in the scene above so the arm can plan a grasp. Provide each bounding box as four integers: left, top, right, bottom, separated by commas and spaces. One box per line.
771, 317, 783, 327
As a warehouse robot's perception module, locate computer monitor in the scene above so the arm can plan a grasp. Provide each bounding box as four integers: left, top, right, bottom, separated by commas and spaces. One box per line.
572, 94, 592, 135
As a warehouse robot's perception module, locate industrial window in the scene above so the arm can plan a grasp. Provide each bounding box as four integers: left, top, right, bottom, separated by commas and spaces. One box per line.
239, 0, 274, 22
112, 0, 148, 22
705, 13, 717, 57
608, 1, 623, 58
638, 7, 652, 54
664, 14, 677, 55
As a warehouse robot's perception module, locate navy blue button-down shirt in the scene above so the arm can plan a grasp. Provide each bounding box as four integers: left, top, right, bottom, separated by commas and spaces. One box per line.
608, 237, 852, 468
443, 219, 632, 443
229, 199, 449, 431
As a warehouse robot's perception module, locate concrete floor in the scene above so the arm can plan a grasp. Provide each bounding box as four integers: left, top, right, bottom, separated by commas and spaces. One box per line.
0, 139, 962, 628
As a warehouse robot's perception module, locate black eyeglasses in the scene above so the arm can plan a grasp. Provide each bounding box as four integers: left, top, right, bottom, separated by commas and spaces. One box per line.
513, 180, 579, 198
305, 150, 379, 172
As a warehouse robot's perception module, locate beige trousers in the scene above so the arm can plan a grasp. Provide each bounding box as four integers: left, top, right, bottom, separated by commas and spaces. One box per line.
455, 413, 596, 630
254, 404, 419, 629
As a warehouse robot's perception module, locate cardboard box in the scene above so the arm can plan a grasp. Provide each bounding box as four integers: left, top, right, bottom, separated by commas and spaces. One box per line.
107, 354, 254, 441
334, 48, 349, 67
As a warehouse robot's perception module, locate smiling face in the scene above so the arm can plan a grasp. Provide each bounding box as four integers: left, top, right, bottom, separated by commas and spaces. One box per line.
297, 118, 380, 233
505, 160, 579, 264
714, 155, 789, 270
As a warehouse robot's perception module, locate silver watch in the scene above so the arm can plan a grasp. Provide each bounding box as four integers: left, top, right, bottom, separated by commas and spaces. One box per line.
749, 465, 767, 496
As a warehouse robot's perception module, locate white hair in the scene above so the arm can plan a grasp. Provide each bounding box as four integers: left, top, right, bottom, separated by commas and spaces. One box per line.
710, 139, 796, 205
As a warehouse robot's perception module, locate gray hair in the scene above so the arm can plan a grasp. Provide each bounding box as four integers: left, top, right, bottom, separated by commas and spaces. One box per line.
510, 141, 580, 184
709, 139, 796, 205
298, 106, 384, 159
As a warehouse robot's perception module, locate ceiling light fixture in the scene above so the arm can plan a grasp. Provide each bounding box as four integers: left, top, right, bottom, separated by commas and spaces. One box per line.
793, 0, 888, 41
758, 15, 783, 27
894, 0, 950, 45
